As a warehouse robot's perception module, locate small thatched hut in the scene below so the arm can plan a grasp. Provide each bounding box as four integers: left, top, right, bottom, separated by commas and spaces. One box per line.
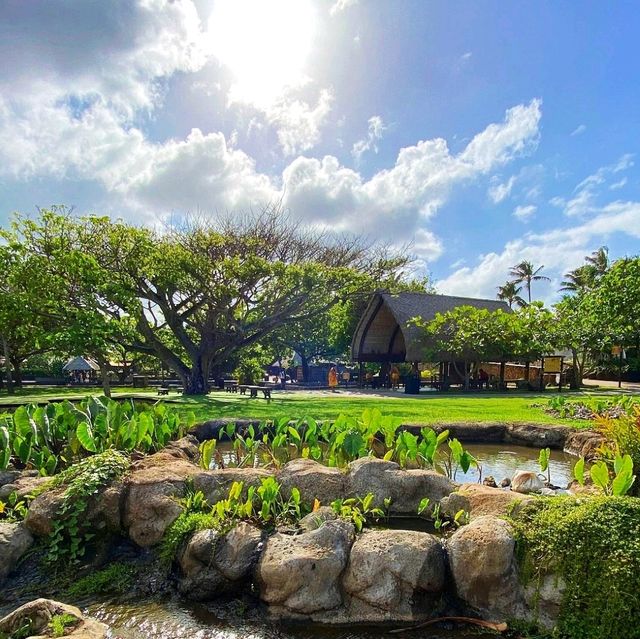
351, 292, 511, 390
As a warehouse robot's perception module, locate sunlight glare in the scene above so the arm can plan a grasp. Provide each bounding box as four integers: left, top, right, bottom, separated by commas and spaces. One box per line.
208, 0, 316, 108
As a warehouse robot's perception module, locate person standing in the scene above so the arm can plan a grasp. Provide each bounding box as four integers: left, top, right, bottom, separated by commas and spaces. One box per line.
328, 366, 338, 391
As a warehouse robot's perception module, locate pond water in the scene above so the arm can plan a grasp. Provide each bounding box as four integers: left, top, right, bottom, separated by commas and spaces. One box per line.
215, 440, 577, 489
450, 442, 576, 488
84, 597, 493, 639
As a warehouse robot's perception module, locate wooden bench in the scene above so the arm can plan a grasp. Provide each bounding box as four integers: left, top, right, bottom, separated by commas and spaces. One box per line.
157, 387, 170, 396
238, 384, 272, 400
224, 379, 239, 393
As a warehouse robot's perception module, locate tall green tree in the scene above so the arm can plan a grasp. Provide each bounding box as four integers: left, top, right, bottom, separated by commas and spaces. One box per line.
8, 207, 409, 395
560, 246, 609, 293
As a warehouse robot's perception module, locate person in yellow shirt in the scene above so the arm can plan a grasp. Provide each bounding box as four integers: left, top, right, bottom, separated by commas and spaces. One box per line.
328, 366, 338, 391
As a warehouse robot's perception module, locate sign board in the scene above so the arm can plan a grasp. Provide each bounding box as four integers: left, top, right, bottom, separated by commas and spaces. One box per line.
543, 356, 563, 373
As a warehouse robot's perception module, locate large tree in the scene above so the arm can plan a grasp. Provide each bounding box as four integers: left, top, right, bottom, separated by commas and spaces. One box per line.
8, 207, 409, 395
496, 280, 526, 309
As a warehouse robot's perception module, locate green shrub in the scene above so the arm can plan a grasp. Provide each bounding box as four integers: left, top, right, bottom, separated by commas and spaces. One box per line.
510, 496, 640, 639
48, 613, 78, 637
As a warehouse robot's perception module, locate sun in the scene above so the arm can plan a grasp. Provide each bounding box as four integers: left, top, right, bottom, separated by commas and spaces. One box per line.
208, 0, 317, 109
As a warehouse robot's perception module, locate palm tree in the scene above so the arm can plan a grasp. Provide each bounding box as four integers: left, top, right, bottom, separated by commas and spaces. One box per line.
560, 265, 596, 292
559, 246, 609, 293
509, 260, 550, 303
497, 281, 526, 309
585, 246, 609, 276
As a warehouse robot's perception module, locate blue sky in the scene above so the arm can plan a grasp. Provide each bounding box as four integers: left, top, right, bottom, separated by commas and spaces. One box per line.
1, 0, 639, 303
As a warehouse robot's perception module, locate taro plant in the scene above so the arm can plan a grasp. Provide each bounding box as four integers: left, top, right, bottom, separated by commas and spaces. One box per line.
417, 497, 468, 532
538, 447, 551, 485
0, 397, 191, 474
330, 493, 386, 532
0, 491, 30, 522
573, 453, 636, 496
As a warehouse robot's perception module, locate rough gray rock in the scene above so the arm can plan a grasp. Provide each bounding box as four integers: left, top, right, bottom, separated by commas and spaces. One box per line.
0, 522, 33, 582
0, 598, 108, 638
0, 474, 50, 501
447, 515, 526, 621
440, 483, 532, 519
347, 458, 456, 513
256, 519, 355, 615
524, 573, 566, 630
342, 529, 446, 622
123, 452, 200, 547
278, 459, 347, 506
299, 506, 338, 532
178, 523, 263, 600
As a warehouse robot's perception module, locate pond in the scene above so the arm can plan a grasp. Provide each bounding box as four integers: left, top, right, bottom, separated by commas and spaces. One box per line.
451, 442, 577, 487
84, 597, 495, 639
214, 441, 578, 489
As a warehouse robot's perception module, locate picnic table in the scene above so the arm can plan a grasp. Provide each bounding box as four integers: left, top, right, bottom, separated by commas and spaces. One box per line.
224, 379, 239, 393
157, 384, 182, 396
238, 384, 272, 400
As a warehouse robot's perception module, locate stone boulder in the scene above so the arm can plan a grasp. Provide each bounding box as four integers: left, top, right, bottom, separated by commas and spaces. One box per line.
440, 483, 533, 519
25, 481, 125, 538
511, 471, 544, 494
256, 519, 355, 616
347, 458, 456, 513
299, 506, 338, 532
0, 598, 108, 639
342, 530, 445, 622
277, 459, 347, 506
178, 522, 263, 600
447, 515, 525, 621
0, 522, 33, 582
564, 430, 604, 460
0, 474, 51, 501
123, 453, 201, 547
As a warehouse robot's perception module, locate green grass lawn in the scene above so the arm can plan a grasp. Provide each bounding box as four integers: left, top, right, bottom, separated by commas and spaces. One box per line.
2, 385, 636, 427
175, 389, 596, 427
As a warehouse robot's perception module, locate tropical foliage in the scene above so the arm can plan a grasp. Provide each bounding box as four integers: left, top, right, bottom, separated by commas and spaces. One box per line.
0, 397, 191, 474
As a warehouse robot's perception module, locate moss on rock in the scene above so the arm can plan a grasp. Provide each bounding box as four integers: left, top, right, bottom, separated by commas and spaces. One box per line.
509, 496, 640, 639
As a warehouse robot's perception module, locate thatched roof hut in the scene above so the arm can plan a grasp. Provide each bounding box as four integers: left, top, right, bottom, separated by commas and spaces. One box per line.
351, 292, 510, 363
62, 356, 100, 372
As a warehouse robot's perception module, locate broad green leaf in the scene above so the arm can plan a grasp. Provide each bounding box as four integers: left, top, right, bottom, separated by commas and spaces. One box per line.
573, 457, 585, 486
76, 421, 97, 453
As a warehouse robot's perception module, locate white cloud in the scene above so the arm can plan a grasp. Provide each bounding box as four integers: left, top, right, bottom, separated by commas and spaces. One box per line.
0, 77, 542, 267
352, 115, 387, 163
551, 153, 635, 217
438, 200, 640, 302
571, 124, 587, 136
268, 89, 334, 156
610, 177, 628, 190
460, 52, 473, 61
513, 204, 537, 221
330, 0, 359, 15
488, 175, 516, 203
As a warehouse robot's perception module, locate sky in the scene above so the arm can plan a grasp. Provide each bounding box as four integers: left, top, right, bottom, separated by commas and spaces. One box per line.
1, 0, 639, 304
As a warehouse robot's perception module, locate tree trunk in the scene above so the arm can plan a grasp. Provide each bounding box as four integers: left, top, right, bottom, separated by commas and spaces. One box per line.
499, 361, 506, 389
184, 357, 208, 395
300, 354, 310, 383
1, 336, 15, 395
95, 355, 112, 398
570, 349, 582, 390
11, 357, 23, 389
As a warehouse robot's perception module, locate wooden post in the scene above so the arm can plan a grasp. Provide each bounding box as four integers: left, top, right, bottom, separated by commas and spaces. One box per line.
359, 361, 364, 388
499, 361, 506, 390
558, 356, 565, 393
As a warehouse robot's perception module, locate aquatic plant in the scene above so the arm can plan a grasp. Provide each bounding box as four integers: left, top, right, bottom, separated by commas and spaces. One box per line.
330, 493, 386, 532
